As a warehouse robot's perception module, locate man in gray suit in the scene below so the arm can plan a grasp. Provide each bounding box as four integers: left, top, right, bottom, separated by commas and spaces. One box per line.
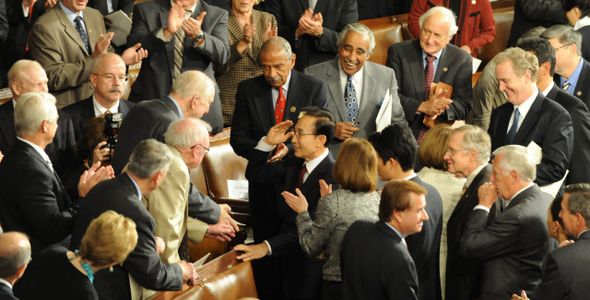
305, 23, 406, 156
461, 145, 554, 300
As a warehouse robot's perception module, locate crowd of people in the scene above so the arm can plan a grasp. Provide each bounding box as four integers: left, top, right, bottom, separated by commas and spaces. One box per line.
1, 0, 590, 299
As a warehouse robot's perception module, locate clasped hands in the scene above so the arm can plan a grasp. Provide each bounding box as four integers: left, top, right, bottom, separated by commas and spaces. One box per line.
241, 22, 277, 44
165, 3, 206, 43
93, 32, 148, 65
296, 8, 324, 38
418, 89, 453, 119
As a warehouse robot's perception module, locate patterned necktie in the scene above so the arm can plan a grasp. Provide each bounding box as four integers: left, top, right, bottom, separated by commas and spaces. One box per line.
173, 27, 185, 81
74, 16, 91, 54
275, 87, 286, 123
506, 107, 520, 144
298, 164, 307, 189
562, 81, 571, 94
178, 231, 190, 262
344, 76, 359, 124
417, 55, 436, 144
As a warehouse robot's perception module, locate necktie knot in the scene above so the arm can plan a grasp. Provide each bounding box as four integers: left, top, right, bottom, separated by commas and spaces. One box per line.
563, 81, 571, 93
426, 55, 436, 64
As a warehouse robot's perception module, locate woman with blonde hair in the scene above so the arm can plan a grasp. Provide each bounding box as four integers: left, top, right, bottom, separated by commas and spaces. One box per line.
283, 138, 380, 300
15, 211, 138, 300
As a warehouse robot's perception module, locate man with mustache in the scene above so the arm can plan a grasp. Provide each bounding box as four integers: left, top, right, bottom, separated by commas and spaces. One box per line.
305, 23, 406, 157
62, 53, 135, 141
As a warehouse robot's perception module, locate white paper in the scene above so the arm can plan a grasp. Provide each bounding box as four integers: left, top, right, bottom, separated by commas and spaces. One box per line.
473, 57, 482, 74
193, 253, 211, 269
376, 89, 392, 132
106, 10, 132, 47
527, 141, 568, 197
228, 180, 249, 200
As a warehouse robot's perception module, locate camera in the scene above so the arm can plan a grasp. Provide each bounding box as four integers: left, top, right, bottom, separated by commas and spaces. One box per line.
103, 113, 122, 153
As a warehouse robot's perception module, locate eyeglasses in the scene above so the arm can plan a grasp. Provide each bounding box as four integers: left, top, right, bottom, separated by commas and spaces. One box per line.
553, 44, 572, 51
291, 128, 317, 139
446, 148, 469, 155
191, 144, 210, 153
93, 73, 128, 82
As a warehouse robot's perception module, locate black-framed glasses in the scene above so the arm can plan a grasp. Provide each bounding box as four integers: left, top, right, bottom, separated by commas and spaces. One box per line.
93, 73, 128, 82
553, 44, 572, 51
291, 128, 317, 139
191, 144, 210, 153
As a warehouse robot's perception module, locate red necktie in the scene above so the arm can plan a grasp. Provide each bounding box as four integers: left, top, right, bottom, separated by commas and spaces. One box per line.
417, 55, 436, 144
298, 165, 307, 189
275, 87, 286, 124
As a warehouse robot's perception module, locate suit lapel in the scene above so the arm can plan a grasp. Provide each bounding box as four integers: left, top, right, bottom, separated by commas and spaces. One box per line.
312, 0, 328, 13
326, 59, 347, 122
0, 103, 16, 150
434, 46, 452, 82
55, 7, 89, 55
513, 92, 543, 145
299, 0, 309, 10
284, 71, 302, 121
410, 40, 426, 100
574, 60, 590, 99
157, 0, 175, 75
547, 85, 559, 101
494, 104, 512, 147
249, 10, 263, 63
358, 63, 377, 125
253, 78, 275, 129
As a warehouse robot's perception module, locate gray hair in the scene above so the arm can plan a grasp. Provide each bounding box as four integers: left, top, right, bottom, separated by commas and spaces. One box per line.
567, 192, 590, 227
0, 232, 31, 278
517, 26, 547, 44
492, 145, 537, 182
565, 183, 590, 194
91, 53, 124, 74
492, 47, 539, 82
164, 118, 211, 148
452, 125, 492, 164
127, 139, 173, 179
171, 70, 215, 102
261, 36, 293, 61
337, 23, 376, 56
419, 6, 459, 37
7, 59, 43, 85
541, 25, 582, 57
14, 92, 58, 137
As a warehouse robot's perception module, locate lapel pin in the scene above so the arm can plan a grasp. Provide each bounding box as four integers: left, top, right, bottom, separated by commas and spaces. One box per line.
578, 91, 582, 96
443, 67, 448, 72
88, 29, 92, 34
290, 106, 296, 113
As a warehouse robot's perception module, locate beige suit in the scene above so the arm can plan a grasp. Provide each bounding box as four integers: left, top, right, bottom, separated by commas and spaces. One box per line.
29, 4, 114, 108
142, 146, 208, 264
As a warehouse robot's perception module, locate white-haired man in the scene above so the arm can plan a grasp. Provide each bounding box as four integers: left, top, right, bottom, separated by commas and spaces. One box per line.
386, 6, 472, 142
460, 145, 554, 300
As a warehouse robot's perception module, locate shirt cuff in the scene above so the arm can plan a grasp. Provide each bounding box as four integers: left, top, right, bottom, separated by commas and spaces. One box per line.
156, 28, 172, 42
193, 37, 206, 49
473, 205, 490, 213
264, 240, 272, 255
255, 137, 275, 152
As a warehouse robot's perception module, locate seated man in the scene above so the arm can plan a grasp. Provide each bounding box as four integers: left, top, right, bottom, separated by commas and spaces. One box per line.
488, 47, 573, 188
340, 180, 428, 300
386, 6, 472, 142
461, 145, 554, 299
0, 232, 31, 300
0, 91, 111, 257
305, 23, 406, 156
62, 53, 135, 141
70, 139, 197, 299
369, 123, 443, 300
235, 107, 338, 300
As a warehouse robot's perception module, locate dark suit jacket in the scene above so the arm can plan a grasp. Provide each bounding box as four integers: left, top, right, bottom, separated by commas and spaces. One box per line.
245, 148, 337, 299
127, 0, 229, 133
87, 0, 134, 16
0, 283, 17, 300
386, 40, 473, 138
578, 26, 590, 63
546, 85, 590, 185
445, 164, 492, 300
304, 58, 407, 156
460, 184, 554, 300
507, 0, 567, 47
69, 174, 183, 300
406, 176, 443, 300
0, 139, 76, 257
61, 95, 135, 141
554, 58, 590, 112
341, 220, 419, 300
110, 96, 221, 224
488, 91, 573, 186
264, 0, 358, 71
530, 230, 590, 300
358, 0, 395, 20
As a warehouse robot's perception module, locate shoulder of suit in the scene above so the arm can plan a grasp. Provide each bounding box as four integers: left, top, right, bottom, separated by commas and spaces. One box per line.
304, 60, 333, 76
295, 69, 327, 86
444, 43, 472, 63
541, 95, 571, 116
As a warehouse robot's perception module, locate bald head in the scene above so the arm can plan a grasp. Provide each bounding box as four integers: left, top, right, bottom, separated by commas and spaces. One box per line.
8, 60, 49, 100
164, 118, 211, 170
0, 232, 31, 281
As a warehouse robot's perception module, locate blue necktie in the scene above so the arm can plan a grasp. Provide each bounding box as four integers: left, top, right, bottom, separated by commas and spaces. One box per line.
344, 76, 359, 123
74, 16, 91, 54
506, 107, 520, 144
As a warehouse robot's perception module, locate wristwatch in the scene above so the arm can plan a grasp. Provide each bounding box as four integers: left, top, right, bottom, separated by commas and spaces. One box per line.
194, 31, 204, 43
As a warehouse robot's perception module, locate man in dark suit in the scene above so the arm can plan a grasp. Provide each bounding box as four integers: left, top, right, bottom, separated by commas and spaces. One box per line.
235, 107, 338, 300
264, 0, 358, 71
70, 139, 197, 300
460, 145, 554, 300
0, 92, 111, 257
541, 26, 590, 110
230, 36, 328, 299
488, 47, 573, 189
110, 71, 238, 234
386, 6, 472, 141
0, 60, 77, 197
512, 184, 590, 300
62, 53, 135, 141
127, 0, 229, 133
517, 37, 590, 185
341, 180, 428, 300
507, 0, 567, 47
305, 23, 406, 157
369, 123, 443, 300
87, 0, 133, 16
0, 232, 31, 300
443, 125, 492, 300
